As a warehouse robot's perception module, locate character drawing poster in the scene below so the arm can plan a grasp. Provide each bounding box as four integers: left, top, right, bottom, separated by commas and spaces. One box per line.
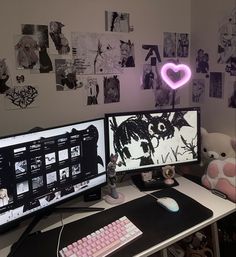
4, 85, 39, 110
217, 8, 236, 76
176, 33, 189, 58
107, 110, 199, 173
104, 75, 120, 104
71, 32, 122, 75
105, 11, 130, 33
84, 76, 102, 106
163, 32, 176, 58
55, 59, 83, 91
21, 24, 53, 74
191, 79, 205, 104
228, 81, 236, 108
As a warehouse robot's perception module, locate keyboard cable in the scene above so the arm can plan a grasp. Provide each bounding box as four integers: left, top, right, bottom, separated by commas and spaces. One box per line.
56, 213, 65, 257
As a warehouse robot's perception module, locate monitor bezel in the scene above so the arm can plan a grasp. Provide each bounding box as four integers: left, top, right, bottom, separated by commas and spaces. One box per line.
0, 117, 107, 233
105, 107, 201, 175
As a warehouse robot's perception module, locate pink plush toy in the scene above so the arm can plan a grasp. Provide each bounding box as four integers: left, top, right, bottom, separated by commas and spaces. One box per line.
201, 128, 236, 202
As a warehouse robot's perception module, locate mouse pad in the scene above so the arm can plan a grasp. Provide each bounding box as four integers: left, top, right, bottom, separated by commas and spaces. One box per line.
16, 188, 213, 257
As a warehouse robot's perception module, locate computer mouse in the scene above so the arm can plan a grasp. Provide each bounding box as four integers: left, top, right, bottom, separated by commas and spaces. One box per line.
156, 197, 179, 212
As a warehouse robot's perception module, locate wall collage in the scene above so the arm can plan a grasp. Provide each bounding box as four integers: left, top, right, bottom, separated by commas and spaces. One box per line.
0, 8, 235, 110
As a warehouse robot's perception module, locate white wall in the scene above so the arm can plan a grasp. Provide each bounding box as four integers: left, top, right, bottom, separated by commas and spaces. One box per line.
0, 1, 191, 256
0, 0, 191, 137
190, 0, 236, 138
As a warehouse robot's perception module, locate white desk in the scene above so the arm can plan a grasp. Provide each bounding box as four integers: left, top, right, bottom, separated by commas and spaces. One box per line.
0, 176, 235, 257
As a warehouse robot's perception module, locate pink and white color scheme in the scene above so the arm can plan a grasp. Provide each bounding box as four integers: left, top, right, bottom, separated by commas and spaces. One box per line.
160, 63, 192, 90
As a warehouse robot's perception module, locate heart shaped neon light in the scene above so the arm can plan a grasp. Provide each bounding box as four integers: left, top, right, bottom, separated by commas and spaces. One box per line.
160, 63, 192, 90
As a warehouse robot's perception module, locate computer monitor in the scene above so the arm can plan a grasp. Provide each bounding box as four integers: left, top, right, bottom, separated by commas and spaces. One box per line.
0, 118, 106, 232
105, 107, 201, 179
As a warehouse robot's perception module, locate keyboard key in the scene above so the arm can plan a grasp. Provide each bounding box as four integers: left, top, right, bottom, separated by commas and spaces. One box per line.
59, 216, 143, 257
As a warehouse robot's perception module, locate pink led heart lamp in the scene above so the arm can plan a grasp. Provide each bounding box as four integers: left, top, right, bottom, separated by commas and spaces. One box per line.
160, 62, 192, 108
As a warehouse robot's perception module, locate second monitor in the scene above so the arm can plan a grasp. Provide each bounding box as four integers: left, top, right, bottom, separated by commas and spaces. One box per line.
105, 107, 201, 189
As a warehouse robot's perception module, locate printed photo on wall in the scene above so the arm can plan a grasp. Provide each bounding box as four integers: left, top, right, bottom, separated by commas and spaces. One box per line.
71, 32, 122, 74
14, 35, 40, 70
55, 59, 82, 91
21, 24, 53, 73
105, 11, 130, 32
228, 81, 236, 108
191, 79, 205, 103
84, 76, 103, 106
163, 32, 176, 58
209, 72, 224, 99
196, 49, 209, 76
176, 33, 189, 57
217, 7, 236, 71
49, 21, 70, 55
120, 39, 135, 67
0, 58, 12, 94
104, 75, 120, 104
5, 85, 39, 109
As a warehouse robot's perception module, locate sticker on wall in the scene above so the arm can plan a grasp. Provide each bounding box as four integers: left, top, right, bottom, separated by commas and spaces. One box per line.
105, 11, 132, 32
163, 32, 176, 58
49, 21, 70, 55
104, 75, 120, 104
5, 85, 39, 109
209, 72, 224, 99
191, 79, 205, 103
0, 58, 12, 94
71, 32, 122, 75
84, 76, 102, 105
55, 59, 83, 91
217, 7, 236, 76
176, 33, 189, 58
120, 40, 135, 68
196, 49, 209, 77
228, 81, 236, 108
14, 35, 40, 70
21, 24, 53, 73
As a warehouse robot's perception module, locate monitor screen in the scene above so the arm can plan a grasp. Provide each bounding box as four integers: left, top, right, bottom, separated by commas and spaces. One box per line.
105, 107, 201, 174
0, 118, 106, 231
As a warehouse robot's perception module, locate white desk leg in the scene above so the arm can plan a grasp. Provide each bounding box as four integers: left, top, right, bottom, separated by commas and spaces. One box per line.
211, 222, 220, 257
161, 248, 168, 257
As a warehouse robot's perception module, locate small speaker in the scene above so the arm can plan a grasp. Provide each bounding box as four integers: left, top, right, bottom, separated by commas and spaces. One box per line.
83, 188, 101, 202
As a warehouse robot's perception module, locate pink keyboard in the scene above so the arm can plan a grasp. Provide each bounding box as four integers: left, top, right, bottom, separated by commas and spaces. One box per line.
59, 216, 143, 257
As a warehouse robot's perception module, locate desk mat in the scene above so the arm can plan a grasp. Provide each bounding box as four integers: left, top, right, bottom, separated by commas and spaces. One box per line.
16, 188, 213, 257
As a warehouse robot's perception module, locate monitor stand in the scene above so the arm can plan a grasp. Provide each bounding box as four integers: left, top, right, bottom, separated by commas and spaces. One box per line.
7, 206, 104, 257
131, 170, 179, 191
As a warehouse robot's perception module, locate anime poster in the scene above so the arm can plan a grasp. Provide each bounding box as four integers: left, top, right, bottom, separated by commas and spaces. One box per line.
163, 32, 176, 58
191, 79, 205, 103
49, 21, 70, 55
14, 35, 40, 70
209, 72, 224, 99
228, 81, 236, 108
71, 32, 122, 74
141, 44, 162, 90
195, 49, 209, 76
120, 39, 135, 68
55, 59, 83, 91
104, 75, 120, 104
217, 8, 236, 76
105, 11, 130, 32
0, 58, 12, 94
176, 33, 189, 57
5, 85, 39, 109
84, 76, 102, 105
21, 24, 53, 73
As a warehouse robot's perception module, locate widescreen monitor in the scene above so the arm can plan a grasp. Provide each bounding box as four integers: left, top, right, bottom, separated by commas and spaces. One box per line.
0, 118, 106, 232
105, 107, 201, 175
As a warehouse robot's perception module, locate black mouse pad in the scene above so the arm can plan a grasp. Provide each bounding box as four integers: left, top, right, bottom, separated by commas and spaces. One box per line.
15, 188, 213, 257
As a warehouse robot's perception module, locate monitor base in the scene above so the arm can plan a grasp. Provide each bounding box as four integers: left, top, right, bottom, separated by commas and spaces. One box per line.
131, 173, 179, 191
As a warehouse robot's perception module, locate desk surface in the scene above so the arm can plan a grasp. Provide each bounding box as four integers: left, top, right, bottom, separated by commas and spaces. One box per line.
1, 176, 235, 257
